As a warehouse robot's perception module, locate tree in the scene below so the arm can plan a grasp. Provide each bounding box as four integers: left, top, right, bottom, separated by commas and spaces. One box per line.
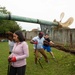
0, 6, 21, 37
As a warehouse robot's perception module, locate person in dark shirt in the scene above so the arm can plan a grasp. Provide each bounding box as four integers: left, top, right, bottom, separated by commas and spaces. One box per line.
43, 34, 55, 59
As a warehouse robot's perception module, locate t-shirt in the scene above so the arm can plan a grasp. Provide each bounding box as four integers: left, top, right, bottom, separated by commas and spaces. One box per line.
43, 38, 51, 46
8, 40, 15, 52
32, 36, 45, 49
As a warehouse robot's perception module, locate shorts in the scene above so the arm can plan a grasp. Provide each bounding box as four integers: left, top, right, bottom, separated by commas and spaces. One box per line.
43, 45, 52, 52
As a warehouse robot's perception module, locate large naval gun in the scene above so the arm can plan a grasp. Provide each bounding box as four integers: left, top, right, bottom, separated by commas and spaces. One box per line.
0, 12, 58, 26
0, 12, 74, 34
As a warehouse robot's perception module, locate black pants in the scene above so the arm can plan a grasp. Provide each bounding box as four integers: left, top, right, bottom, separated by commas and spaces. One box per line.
9, 65, 26, 75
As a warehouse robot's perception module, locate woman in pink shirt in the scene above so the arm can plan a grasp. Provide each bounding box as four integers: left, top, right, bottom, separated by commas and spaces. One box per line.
8, 30, 29, 75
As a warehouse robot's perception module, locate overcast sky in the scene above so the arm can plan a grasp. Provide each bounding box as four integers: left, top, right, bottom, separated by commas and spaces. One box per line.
0, 0, 75, 31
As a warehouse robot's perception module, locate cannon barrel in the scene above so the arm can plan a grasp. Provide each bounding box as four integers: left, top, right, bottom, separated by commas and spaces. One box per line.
0, 12, 58, 26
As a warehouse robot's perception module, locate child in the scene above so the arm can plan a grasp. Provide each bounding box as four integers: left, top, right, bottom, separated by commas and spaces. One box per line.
43, 34, 55, 59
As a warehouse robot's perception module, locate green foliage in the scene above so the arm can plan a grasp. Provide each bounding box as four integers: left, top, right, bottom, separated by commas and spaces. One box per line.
0, 6, 9, 14
0, 41, 75, 75
0, 6, 21, 34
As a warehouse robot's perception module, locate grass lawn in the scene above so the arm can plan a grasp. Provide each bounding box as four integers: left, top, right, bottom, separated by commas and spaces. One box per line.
0, 41, 75, 75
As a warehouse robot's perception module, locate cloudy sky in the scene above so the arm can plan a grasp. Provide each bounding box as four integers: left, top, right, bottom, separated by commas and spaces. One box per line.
0, 0, 75, 31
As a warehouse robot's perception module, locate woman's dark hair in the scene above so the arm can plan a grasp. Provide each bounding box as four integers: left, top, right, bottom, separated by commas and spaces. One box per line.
14, 30, 25, 42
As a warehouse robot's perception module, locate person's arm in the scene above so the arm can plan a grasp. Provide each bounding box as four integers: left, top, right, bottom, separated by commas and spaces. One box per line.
30, 36, 38, 44
49, 41, 54, 45
50, 41, 54, 44
8, 53, 13, 58
47, 38, 54, 45
8, 43, 15, 58
30, 37, 35, 44
30, 40, 34, 44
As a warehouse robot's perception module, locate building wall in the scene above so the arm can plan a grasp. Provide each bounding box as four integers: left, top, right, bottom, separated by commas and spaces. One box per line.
26, 31, 38, 40
25, 29, 75, 47
49, 28, 75, 46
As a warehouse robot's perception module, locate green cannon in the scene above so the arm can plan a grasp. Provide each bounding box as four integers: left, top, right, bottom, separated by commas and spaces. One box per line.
0, 12, 74, 33
0, 12, 58, 26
